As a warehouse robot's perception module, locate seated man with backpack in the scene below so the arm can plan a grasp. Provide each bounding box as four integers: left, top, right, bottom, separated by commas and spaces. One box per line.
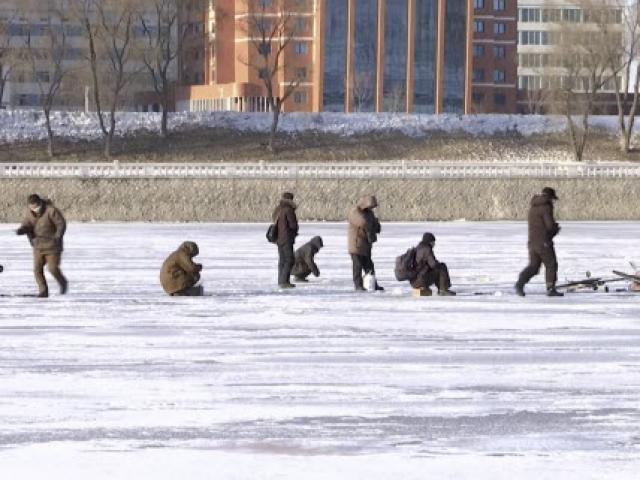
395, 232, 456, 296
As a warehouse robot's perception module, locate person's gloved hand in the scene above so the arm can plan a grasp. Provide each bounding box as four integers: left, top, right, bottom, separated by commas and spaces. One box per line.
16, 227, 27, 235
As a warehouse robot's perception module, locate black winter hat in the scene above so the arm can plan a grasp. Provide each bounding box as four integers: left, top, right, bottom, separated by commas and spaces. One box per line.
542, 187, 558, 200
282, 192, 294, 200
27, 194, 42, 205
422, 232, 436, 243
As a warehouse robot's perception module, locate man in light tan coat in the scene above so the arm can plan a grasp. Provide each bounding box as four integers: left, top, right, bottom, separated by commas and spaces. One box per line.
347, 195, 383, 291
16, 194, 68, 298
160, 241, 203, 296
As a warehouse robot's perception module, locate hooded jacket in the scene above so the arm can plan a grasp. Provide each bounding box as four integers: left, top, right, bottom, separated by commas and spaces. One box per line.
528, 194, 560, 247
272, 198, 299, 246
291, 236, 323, 278
19, 200, 66, 254
160, 241, 202, 294
347, 195, 381, 257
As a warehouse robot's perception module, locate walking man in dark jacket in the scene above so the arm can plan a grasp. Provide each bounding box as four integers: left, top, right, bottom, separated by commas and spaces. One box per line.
516, 187, 563, 297
291, 236, 323, 282
410, 232, 456, 296
16, 194, 68, 298
347, 195, 383, 291
272, 192, 299, 288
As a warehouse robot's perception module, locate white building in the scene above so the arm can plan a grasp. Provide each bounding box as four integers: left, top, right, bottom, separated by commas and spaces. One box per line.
517, 0, 626, 113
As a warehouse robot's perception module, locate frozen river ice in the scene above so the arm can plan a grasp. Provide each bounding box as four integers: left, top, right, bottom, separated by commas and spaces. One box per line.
0, 222, 639, 479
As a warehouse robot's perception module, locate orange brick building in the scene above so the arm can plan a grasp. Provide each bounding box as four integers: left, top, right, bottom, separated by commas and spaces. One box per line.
175, 0, 516, 114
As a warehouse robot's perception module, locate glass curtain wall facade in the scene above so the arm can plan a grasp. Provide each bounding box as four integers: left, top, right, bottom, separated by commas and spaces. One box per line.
383, 0, 408, 112
322, 0, 348, 112
442, 0, 467, 113
352, 0, 378, 112
413, 0, 437, 113
321, 0, 470, 113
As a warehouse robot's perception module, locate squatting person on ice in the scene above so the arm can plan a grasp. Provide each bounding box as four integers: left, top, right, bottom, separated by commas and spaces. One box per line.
291, 236, 324, 283
272, 192, 299, 289
160, 241, 204, 296
16, 193, 68, 298
516, 187, 563, 297
347, 195, 383, 292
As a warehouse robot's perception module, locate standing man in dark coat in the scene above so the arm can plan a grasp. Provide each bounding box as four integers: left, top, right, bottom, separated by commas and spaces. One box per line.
410, 233, 456, 296
516, 187, 563, 297
272, 192, 299, 288
16, 194, 68, 298
347, 195, 383, 291
291, 236, 323, 282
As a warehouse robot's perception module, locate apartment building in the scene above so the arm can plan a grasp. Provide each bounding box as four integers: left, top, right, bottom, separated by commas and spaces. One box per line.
471, 0, 518, 113
176, 0, 479, 114
516, 0, 625, 114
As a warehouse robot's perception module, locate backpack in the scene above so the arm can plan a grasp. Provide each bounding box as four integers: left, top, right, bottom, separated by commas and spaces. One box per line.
266, 223, 278, 243
394, 247, 418, 281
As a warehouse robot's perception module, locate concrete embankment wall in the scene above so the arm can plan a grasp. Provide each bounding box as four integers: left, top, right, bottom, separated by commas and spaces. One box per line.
0, 178, 638, 222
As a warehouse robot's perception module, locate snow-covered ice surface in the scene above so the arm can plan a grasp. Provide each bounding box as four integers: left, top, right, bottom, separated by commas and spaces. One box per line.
0, 110, 623, 144
0, 222, 639, 479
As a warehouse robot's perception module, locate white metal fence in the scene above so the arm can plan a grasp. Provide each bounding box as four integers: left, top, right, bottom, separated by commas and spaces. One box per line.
1, 161, 640, 179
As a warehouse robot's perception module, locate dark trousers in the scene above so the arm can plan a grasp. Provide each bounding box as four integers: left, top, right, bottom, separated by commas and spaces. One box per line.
411, 263, 451, 291
33, 251, 67, 295
351, 254, 375, 288
278, 242, 295, 285
517, 243, 558, 288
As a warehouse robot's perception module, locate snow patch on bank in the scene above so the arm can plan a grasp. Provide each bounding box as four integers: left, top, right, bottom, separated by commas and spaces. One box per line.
0, 110, 621, 144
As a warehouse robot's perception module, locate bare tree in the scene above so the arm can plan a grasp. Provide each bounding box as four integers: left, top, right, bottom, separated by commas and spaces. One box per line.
352, 71, 374, 113
24, 1, 71, 157
384, 83, 405, 113
551, 0, 624, 161
0, 11, 23, 108
241, 0, 308, 152
138, 0, 194, 138
607, 0, 640, 152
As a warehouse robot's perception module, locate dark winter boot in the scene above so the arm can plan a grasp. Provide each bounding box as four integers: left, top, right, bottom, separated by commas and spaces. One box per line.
279, 283, 296, 289
59, 277, 68, 295
438, 289, 456, 296
374, 283, 385, 292
37, 290, 49, 298
546, 285, 564, 297
515, 283, 526, 297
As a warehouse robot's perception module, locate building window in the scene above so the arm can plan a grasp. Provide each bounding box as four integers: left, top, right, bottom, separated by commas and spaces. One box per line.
296, 18, 306, 32
473, 21, 484, 33
472, 92, 485, 103
296, 67, 307, 79
473, 44, 485, 57
294, 42, 307, 55
519, 7, 541, 22
494, 93, 506, 105
493, 0, 505, 11
493, 46, 506, 58
494, 69, 506, 83
474, 0, 484, 8
294, 91, 307, 104
493, 22, 505, 35
259, 0, 272, 7
473, 68, 485, 82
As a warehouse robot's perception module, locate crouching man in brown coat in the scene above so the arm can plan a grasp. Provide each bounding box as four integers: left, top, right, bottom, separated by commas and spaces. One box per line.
160, 241, 203, 296
516, 187, 563, 297
410, 233, 455, 296
348, 195, 383, 291
291, 236, 323, 283
16, 194, 68, 298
